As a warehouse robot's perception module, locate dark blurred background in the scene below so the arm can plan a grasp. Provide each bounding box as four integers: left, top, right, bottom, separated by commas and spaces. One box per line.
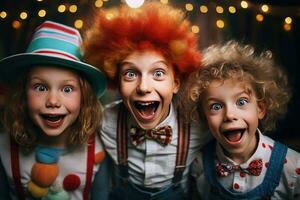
0, 0, 299, 151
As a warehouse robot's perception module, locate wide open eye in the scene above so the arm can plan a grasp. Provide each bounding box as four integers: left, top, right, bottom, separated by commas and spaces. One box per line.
237, 98, 248, 106
34, 84, 47, 92
153, 70, 164, 79
210, 103, 222, 111
62, 86, 73, 93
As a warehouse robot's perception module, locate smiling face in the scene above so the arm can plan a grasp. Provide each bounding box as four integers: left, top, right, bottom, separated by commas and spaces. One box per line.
201, 79, 265, 163
119, 50, 180, 130
27, 66, 81, 142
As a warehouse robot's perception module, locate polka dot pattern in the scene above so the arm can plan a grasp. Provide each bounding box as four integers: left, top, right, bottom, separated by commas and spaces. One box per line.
233, 183, 240, 189
265, 162, 269, 168
240, 172, 246, 177
63, 174, 81, 191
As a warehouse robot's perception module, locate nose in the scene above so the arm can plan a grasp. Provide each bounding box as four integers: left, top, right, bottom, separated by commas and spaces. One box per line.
223, 106, 238, 122
136, 76, 152, 95
45, 91, 61, 108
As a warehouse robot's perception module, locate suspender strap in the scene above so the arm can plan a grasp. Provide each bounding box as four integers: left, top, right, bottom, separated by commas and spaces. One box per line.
202, 140, 288, 199
117, 104, 129, 178
10, 134, 96, 200
10, 138, 25, 200
83, 133, 96, 200
172, 111, 190, 184
117, 104, 190, 185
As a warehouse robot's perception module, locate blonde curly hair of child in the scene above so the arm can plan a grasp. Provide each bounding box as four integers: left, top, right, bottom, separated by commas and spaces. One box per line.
181, 40, 291, 133
82, 1, 201, 88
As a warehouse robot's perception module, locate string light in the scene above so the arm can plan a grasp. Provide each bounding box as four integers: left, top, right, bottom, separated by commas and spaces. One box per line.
199, 5, 208, 13
261, 4, 269, 13
160, 0, 168, 4
0, 1, 298, 33
38, 9, 46, 17
228, 6, 236, 14
191, 25, 199, 33
58, 5, 66, 13
256, 14, 264, 22
240, 1, 248, 9
95, 0, 103, 8
20, 12, 28, 20
125, 0, 144, 8
69, 5, 77, 13
185, 3, 194, 11
283, 23, 291, 31
285, 17, 292, 24
216, 20, 225, 29
12, 20, 21, 29
74, 19, 83, 29
0, 11, 7, 19
216, 6, 224, 14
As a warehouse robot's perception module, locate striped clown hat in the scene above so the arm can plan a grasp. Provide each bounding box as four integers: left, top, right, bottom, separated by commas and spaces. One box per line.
0, 21, 106, 97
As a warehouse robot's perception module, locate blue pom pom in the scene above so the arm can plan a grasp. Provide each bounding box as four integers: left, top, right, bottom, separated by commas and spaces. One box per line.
35, 146, 64, 164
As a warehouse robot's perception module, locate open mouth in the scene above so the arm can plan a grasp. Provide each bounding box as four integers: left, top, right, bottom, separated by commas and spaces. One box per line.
222, 128, 245, 143
133, 101, 159, 119
40, 114, 66, 128
41, 114, 66, 122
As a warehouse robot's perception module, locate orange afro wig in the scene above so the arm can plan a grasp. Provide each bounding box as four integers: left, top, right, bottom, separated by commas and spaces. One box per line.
83, 1, 201, 88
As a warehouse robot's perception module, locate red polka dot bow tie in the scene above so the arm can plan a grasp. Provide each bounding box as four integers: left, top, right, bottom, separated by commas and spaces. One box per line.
129, 125, 172, 146
216, 158, 263, 177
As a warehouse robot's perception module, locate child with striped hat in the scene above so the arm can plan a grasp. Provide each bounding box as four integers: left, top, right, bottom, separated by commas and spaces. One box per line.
0, 21, 108, 200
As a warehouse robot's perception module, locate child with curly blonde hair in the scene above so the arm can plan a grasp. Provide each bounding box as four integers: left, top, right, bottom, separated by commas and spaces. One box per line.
83, 2, 210, 199
182, 40, 300, 199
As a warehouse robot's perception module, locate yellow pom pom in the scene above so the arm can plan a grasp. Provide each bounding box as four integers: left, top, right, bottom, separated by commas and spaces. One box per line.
27, 181, 48, 198
169, 39, 188, 56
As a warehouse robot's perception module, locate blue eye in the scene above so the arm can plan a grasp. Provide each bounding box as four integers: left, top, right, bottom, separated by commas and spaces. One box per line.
34, 84, 47, 92
63, 86, 73, 93
210, 103, 222, 111
237, 98, 248, 106
154, 70, 164, 78
125, 71, 136, 79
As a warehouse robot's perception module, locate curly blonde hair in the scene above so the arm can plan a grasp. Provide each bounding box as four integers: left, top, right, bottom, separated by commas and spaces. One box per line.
1, 69, 102, 149
83, 1, 201, 88
181, 40, 291, 133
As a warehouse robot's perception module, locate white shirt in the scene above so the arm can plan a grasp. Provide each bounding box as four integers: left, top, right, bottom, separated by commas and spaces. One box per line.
191, 130, 300, 199
0, 132, 104, 200
101, 100, 211, 190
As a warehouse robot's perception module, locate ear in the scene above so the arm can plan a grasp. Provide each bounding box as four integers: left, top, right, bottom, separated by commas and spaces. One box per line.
257, 101, 266, 120
172, 76, 180, 94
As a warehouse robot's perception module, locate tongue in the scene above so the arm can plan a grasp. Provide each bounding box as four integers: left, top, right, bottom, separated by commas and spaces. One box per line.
225, 132, 242, 142
140, 106, 156, 118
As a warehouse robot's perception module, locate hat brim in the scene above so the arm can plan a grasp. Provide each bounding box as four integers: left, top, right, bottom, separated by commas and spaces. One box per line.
0, 53, 107, 98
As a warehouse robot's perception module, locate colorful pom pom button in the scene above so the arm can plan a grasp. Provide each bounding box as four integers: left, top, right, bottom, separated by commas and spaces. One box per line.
36, 146, 64, 164
63, 174, 81, 191
27, 181, 49, 198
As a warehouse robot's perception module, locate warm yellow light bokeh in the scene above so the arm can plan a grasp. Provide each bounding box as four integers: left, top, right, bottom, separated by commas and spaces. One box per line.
58, 5, 66, 13
216, 20, 225, 29
200, 5, 208, 13
38, 9, 46, 17
74, 19, 83, 29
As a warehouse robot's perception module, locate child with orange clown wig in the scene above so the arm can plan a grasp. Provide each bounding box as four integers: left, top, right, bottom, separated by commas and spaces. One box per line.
83, 2, 211, 200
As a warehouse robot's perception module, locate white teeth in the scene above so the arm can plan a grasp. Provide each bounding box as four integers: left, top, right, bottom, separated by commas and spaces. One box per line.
138, 102, 155, 106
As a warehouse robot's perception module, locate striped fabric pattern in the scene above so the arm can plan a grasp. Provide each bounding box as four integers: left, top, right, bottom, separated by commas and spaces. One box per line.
26, 21, 82, 61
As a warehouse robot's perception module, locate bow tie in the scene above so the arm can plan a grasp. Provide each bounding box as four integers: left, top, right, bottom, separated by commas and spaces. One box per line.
129, 125, 172, 146
216, 158, 263, 177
